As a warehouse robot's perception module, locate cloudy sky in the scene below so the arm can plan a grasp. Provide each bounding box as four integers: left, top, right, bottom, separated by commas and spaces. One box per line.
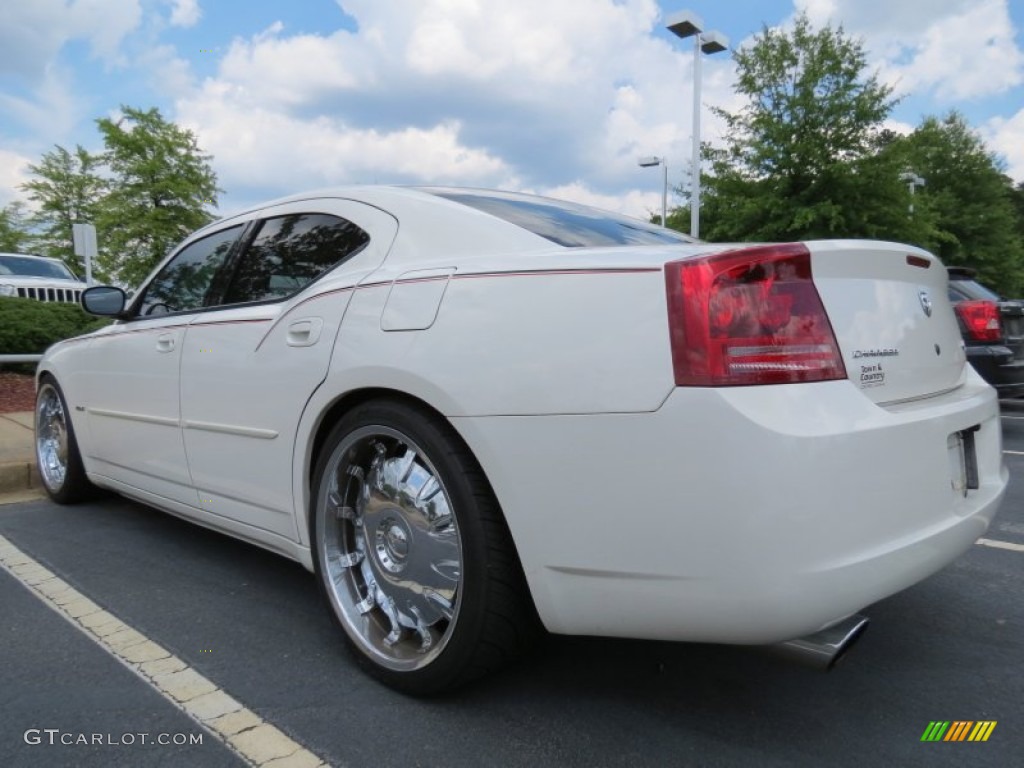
1, 0, 1022, 221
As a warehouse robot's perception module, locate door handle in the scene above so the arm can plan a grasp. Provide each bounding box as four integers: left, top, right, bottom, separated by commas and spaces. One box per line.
156, 333, 175, 353
286, 318, 323, 347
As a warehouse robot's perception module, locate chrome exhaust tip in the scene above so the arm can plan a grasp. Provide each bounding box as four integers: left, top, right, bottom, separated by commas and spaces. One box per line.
773, 615, 869, 671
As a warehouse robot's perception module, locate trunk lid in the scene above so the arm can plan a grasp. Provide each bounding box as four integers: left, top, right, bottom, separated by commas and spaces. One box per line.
808, 241, 966, 404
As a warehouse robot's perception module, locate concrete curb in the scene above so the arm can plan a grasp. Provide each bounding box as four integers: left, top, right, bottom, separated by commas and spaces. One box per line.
0, 488, 45, 505
0, 461, 39, 494
0, 411, 37, 495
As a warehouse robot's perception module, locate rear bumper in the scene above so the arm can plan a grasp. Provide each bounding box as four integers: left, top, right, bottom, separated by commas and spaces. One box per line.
452, 369, 1006, 644
966, 345, 1024, 396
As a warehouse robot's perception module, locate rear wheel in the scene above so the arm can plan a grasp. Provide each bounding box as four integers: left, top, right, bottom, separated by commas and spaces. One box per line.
35, 376, 95, 504
311, 399, 538, 694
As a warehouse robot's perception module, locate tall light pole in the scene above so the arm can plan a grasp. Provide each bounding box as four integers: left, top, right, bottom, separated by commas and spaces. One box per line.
666, 10, 728, 239
899, 171, 926, 216
638, 156, 667, 226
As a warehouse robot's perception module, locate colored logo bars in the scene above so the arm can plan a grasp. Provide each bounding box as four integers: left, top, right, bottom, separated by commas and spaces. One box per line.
921, 721, 997, 742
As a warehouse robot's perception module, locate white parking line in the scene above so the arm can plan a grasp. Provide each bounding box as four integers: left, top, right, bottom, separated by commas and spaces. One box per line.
1002, 450, 1024, 456
0, 534, 330, 768
976, 538, 1024, 553
999, 414, 1024, 420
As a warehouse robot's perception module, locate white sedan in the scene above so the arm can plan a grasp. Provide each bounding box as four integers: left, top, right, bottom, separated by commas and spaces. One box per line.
35, 187, 1007, 693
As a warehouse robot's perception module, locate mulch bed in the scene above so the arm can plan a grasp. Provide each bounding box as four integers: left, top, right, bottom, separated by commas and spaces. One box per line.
0, 372, 36, 414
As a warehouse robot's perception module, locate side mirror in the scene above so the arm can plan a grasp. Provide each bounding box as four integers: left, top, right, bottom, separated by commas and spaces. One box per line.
82, 286, 127, 317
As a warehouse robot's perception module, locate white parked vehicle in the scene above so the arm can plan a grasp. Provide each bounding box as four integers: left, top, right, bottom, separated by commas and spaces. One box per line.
35, 187, 1007, 693
0, 252, 88, 303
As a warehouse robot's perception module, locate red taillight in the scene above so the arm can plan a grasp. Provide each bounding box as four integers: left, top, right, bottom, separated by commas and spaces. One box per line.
665, 243, 847, 386
955, 300, 1002, 342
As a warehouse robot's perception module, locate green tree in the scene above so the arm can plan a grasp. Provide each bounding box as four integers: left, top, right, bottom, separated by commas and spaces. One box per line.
658, 204, 691, 234
1011, 182, 1024, 241
899, 112, 1024, 294
0, 201, 33, 253
95, 106, 219, 287
696, 13, 925, 244
20, 145, 105, 272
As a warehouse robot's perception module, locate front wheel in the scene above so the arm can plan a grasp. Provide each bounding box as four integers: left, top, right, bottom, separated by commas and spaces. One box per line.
311, 399, 538, 694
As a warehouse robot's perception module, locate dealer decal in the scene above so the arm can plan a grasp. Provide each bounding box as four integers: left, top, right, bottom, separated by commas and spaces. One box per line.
859, 362, 885, 388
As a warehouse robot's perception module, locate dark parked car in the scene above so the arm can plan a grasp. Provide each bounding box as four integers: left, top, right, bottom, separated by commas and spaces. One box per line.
948, 266, 1024, 397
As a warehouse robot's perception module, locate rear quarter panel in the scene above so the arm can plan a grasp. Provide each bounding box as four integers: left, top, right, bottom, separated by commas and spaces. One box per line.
327, 260, 676, 417
292, 249, 687, 548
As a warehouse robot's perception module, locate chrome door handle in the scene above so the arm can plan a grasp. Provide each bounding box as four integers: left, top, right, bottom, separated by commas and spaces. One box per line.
156, 334, 175, 353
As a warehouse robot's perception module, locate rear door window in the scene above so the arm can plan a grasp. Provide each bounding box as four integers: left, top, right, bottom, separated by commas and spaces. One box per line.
221, 213, 370, 305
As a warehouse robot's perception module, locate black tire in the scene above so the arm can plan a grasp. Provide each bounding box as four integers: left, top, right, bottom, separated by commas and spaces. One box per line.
35, 375, 96, 504
310, 398, 539, 694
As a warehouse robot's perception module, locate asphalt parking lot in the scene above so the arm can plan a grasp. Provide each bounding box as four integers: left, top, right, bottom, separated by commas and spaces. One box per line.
1, 406, 1022, 768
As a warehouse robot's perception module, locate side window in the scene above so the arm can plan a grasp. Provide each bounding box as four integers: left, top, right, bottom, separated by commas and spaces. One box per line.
138, 226, 244, 316
221, 214, 370, 305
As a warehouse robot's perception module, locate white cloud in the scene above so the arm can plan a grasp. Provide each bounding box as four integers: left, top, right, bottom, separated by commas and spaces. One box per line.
881, 118, 915, 136
137, 44, 195, 97
168, 0, 200, 28
984, 109, 1024, 183
8, 0, 1019, 221
0, 0, 142, 79
793, 0, 1024, 101
0, 150, 33, 207
0, 66, 80, 138
218, 27, 363, 105
798, 0, 839, 23
0, 0, 141, 148
892, 0, 1023, 100
168, 0, 739, 218
796, 0, 974, 37
176, 81, 514, 190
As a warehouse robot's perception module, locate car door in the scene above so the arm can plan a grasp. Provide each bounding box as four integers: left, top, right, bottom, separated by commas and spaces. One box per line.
82, 224, 246, 504
179, 200, 397, 542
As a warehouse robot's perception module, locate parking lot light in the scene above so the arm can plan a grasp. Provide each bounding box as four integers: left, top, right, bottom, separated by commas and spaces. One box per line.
638, 156, 668, 226
666, 9, 729, 239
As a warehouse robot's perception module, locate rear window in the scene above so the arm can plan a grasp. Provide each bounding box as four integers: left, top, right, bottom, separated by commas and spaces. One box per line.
424, 189, 695, 248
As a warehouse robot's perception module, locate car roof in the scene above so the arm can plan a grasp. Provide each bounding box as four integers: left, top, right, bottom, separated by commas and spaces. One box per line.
186, 185, 691, 256
174, 186, 562, 268
219, 186, 571, 216
198, 186, 483, 230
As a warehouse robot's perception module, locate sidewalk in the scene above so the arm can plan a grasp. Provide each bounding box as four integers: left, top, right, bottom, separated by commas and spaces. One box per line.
0, 411, 41, 499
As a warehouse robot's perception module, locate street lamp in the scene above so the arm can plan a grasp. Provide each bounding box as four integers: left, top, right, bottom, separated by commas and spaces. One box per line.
638, 156, 668, 226
899, 171, 926, 216
666, 10, 728, 239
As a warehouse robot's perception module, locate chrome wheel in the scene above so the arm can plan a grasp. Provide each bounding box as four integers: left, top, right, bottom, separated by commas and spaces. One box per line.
317, 425, 463, 671
36, 382, 69, 492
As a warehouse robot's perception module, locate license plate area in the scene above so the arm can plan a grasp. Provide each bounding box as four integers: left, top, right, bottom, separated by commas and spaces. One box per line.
948, 425, 980, 496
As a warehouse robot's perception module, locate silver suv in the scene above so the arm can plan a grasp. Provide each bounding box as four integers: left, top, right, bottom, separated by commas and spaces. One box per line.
0, 253, 88, 303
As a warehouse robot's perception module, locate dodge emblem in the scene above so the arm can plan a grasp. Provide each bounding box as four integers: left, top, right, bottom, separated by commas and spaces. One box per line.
919, 290, 932, 318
